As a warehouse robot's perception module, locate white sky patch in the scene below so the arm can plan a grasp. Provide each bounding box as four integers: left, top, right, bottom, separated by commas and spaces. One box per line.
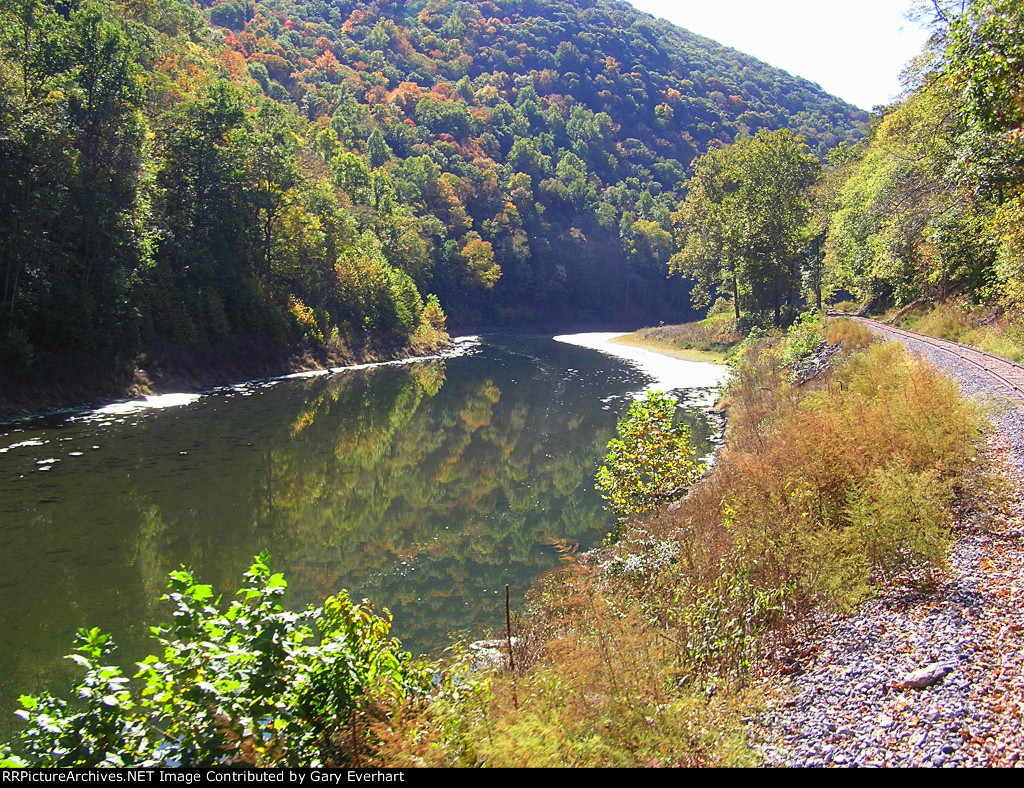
627, 0, 931, 110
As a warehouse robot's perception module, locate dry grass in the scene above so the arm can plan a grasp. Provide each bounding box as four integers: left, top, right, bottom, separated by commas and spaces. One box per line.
619, 338, 985, 677
368, 329, 988, 768
615, 313, 743, 363
372, 559, 758, 768
826, 318, 876, 350
895, 301, 1024, 363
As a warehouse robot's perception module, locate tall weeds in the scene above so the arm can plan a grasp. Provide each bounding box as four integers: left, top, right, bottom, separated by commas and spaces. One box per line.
897, 301, 1024, 363
372, 328, 987, 767
624, 312, 743, 360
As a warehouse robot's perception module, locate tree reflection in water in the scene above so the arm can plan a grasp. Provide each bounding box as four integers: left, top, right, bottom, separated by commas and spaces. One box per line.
0, 336, 719, 726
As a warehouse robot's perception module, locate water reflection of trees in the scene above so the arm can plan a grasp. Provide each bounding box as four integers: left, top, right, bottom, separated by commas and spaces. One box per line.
235, 359, 717, 651
0, 347, 720, 733
242, 360, 605, 650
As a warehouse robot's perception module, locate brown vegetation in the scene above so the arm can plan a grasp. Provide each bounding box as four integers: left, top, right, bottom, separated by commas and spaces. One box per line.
614, 311, 744, 363
367, 328, 987, 767
893, 301, 1024, 364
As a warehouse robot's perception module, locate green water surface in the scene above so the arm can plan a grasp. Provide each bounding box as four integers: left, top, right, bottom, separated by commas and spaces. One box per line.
0, 334, 720, 727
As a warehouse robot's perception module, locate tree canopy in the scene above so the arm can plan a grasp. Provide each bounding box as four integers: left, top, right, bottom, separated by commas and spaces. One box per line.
810, 0, 1024, 312
0, 0, 867, 389
668, 1, 1024, 322
670, 129, 820, 326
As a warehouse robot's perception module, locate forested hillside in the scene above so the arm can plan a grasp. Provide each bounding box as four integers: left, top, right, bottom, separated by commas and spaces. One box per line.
815, 0, 1023, 316
0, 0, 865, 400
656, 0, 1023, 345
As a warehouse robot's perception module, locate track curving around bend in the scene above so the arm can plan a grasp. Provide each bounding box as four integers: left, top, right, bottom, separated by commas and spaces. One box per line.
755, 312, 1024, 768
828, 312, 1024, 405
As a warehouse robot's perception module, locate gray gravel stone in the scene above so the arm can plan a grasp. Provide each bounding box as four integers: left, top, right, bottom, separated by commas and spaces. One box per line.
750, 325, 1024, 768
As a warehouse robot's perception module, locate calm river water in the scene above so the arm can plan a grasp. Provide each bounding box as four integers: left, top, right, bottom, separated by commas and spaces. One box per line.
0, 333, 726, 727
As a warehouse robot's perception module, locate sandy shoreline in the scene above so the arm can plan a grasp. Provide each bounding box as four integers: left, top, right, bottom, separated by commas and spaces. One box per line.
553, 331, 729, 404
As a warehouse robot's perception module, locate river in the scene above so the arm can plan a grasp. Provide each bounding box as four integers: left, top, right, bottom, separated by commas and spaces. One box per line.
0, 333, 727, 728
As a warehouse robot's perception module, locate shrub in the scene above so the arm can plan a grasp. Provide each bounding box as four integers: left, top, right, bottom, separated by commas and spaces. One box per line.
735, 312, 773, 335
901, 301, 1024, 363
825, 318, 876, 349
708, 296, 734, 317
595, 391, 705, 519
779, 310, 824, 365
847, 460, 952, 578
373, 557, 756, 768
5, 554, 426, 767
626, 314, 742, 359
364, 335, 987, 766
609, 335, 984, 687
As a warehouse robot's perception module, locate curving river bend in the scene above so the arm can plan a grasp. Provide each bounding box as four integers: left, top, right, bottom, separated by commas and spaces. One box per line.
0, 333, 727, 728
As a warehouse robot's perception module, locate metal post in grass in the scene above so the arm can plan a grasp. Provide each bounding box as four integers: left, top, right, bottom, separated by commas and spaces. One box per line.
505, 583, 515, 672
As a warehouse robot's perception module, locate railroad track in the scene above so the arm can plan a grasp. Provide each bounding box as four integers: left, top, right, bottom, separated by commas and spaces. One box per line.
826, 312, 1024, 404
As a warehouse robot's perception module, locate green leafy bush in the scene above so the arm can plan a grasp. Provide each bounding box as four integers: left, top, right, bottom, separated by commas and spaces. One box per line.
779, 310, 824, 365
595, 391, 705, 519
5, 553, 426, 767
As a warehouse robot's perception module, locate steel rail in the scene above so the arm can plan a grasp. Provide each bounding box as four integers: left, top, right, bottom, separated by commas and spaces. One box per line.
826, 312, 1024, 404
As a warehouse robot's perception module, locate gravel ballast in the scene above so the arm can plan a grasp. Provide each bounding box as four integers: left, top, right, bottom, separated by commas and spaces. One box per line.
753, 323, 1024, 768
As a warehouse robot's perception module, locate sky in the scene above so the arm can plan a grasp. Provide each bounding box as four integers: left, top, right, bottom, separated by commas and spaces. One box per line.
626, 0, 933, 110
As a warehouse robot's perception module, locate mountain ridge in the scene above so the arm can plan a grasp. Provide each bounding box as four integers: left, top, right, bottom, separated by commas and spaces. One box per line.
0, 0, 865, 394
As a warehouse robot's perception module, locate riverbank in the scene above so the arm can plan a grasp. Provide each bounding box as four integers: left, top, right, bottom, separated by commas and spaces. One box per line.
609, 315, 743, 365
2, 321, 1002, 767
610, 333, 728, 364
602, 318, 1024, 767
365, 319, 991, 767
0, 331, 452, 423
554, 332, 728, 400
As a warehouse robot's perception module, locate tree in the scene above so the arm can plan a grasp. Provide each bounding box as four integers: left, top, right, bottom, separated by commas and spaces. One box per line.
947, 0, 1024, 153
245, 102, 299, 277
332, 151, 372, 204
595, 391, 705, 519
739, 129, 822, 324
460, 233, 500, 289
366, 128, 392, 168
0, 0, 150, 373
821, 80, 992, 308
945, 0, 1024, 306
669, 146, 742, 319
670, 129, 820, 325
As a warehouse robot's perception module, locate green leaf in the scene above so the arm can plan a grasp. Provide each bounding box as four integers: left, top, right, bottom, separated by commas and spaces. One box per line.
189, 584, 214, 601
